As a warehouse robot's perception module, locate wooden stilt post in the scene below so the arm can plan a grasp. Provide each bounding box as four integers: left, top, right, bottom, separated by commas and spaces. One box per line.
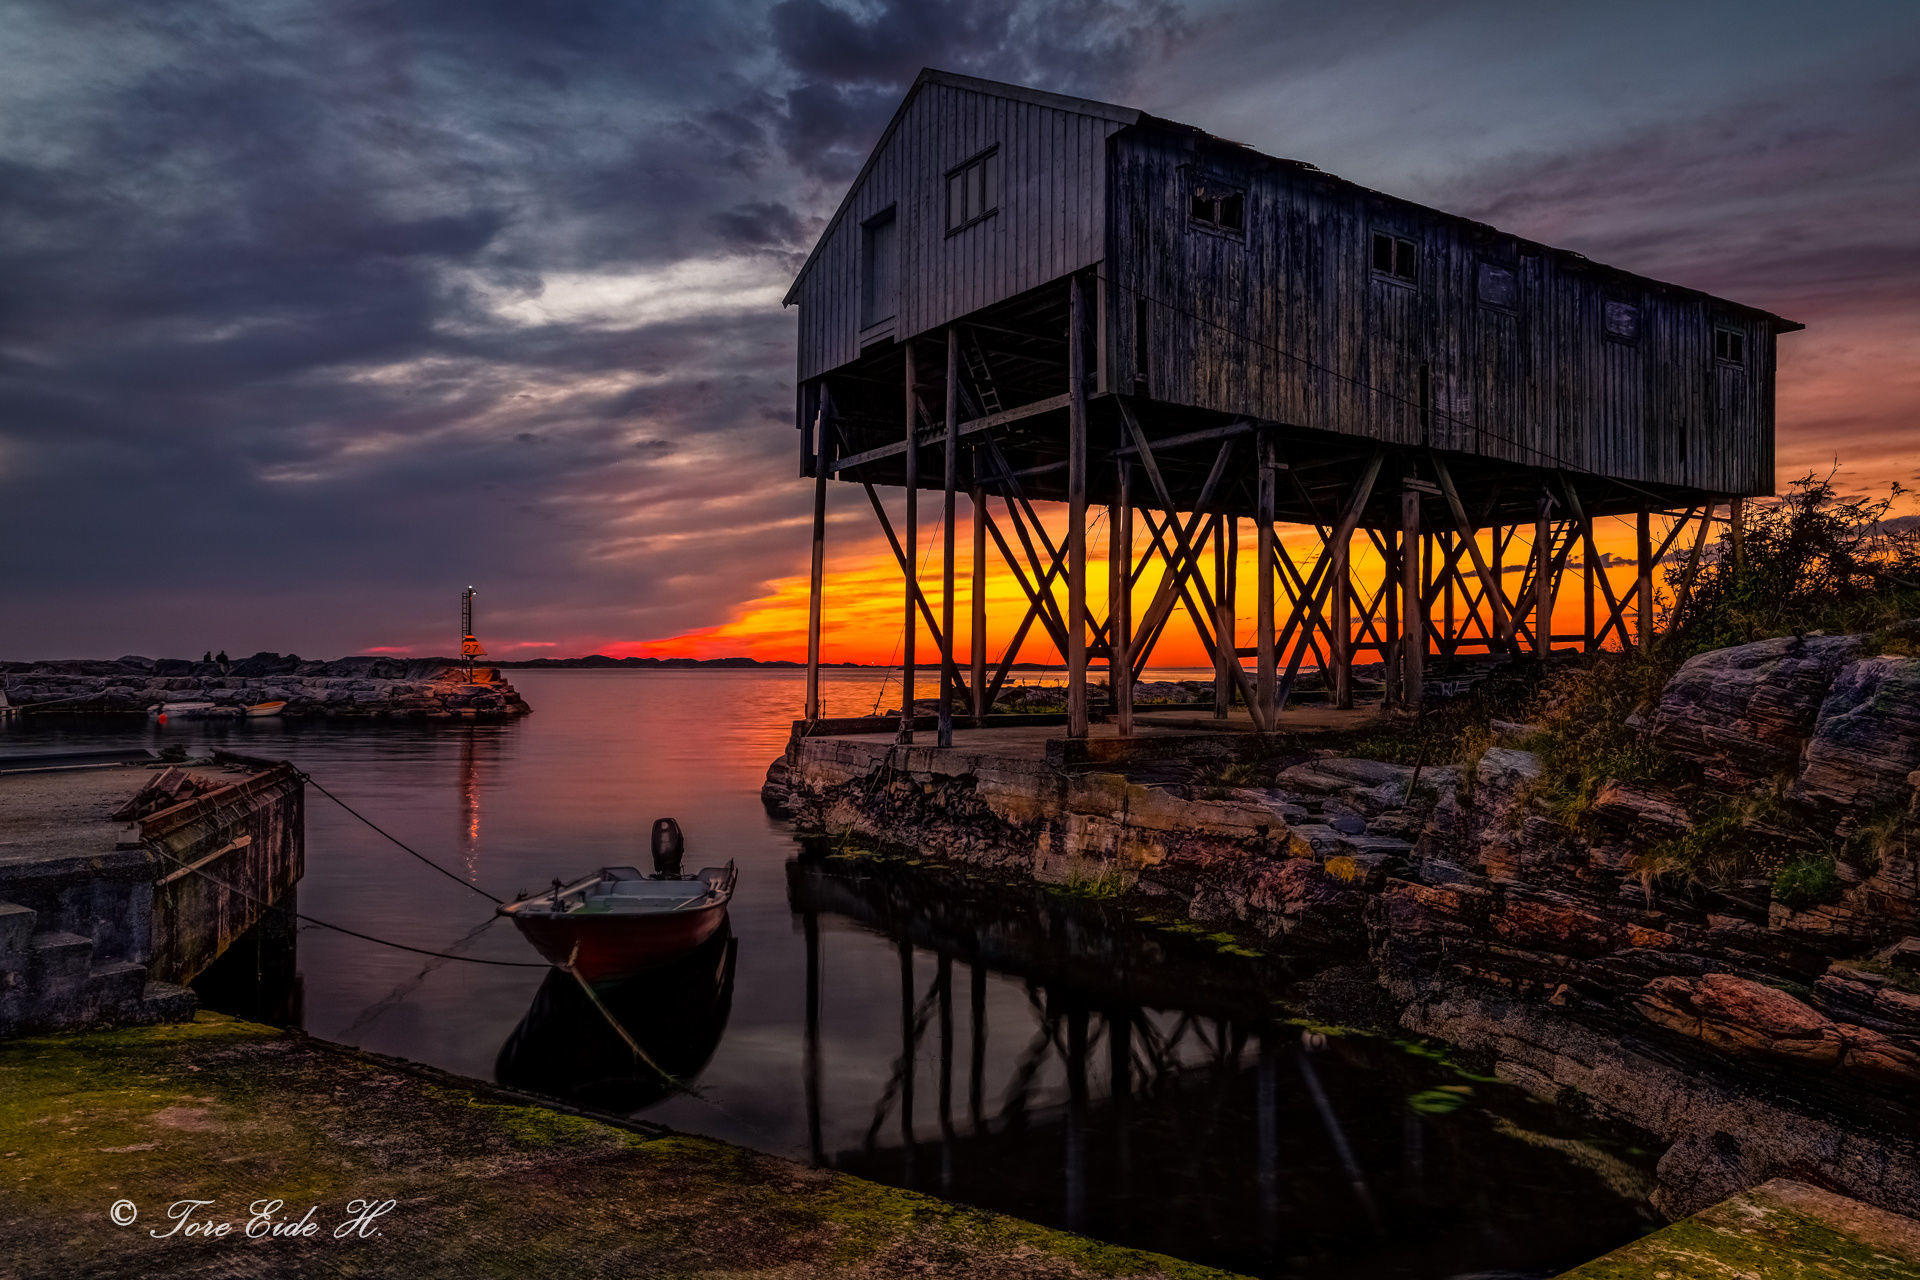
804, 386, 831, 722
1730, 497, 1746, 574
1489, 518, 1506, 651
1256, 435, 1277, 729
1212, 514, 1229, 719
1534, 496, 1553, 661
1439, 530, 1455, 658
1636, 506, 1654, 651
1066, 274, 1089, 740
1582, 499, 1596, 652
1382, 527, 1400, 707
900, 344, 917, 744
1111, 460, 1133, 737
1225, 515, 1238, 706
970, 474, 986, 720
1401, 488, 1424, 713
1332, 524, 1352, 709
939, 329, 960, 748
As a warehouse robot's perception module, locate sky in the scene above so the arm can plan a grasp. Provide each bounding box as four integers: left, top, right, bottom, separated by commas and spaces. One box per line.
1, 0, 1915, 663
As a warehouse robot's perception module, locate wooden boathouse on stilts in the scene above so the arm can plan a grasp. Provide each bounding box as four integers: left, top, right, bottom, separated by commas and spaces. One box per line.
786, 70, 1799, 744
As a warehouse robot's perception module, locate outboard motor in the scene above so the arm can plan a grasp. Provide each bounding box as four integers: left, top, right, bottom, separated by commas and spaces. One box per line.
651, 817, 685, 879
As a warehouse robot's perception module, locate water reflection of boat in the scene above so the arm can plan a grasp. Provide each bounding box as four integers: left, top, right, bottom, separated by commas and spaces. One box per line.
494, 924, 737, 1112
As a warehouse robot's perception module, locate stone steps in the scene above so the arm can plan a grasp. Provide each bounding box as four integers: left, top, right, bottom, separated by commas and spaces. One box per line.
1, 900, 195, 1035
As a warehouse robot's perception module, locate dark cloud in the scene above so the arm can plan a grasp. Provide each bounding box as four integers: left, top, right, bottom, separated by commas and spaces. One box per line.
0, 0, 1912, 658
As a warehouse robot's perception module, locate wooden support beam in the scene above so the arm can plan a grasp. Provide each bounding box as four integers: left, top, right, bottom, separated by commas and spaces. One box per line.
971, 477, 987, 718
901, 346, 918, 743
939, 329, 960, 748
1636, 507, 1654, 651
1331, 523, 1352, 709
1582, 502, 1597, 653
832, 392, 1073, 473
1256, 435, 1277, 728
1534, 496, 1554, 661
983, 503, 1072, 659
1562, 482, 1631, 651
1400, 488, 1424, 712
863, 483, 969, 705
804, 386, 831, 722
1432, 456, 1512, 649
1663, 503, 1715, 644
1274, 453, 1383, 712
1212, 514, 1229, 718
1066, 275, 1090, 740
1111, 461, 1133, 737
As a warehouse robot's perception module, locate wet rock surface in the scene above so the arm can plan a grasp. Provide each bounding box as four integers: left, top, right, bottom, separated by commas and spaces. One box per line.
768, 625, 1920, 1221
0, 653, 531, 719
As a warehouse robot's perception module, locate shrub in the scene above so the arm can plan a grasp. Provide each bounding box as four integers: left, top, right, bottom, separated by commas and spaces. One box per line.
1663, 472, 1920, 656
1773, 854, 1843, 911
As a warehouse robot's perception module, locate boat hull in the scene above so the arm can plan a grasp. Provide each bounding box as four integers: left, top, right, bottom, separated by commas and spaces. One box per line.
508, 901, 729, 983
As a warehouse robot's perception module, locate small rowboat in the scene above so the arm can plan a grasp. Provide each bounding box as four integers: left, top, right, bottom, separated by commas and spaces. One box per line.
245, 700, 288, 718
498, 862, 737, 982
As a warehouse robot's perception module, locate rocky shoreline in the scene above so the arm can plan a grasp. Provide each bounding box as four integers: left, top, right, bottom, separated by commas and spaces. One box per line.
764, 629, 1920, 1220
0, 653, 531, 720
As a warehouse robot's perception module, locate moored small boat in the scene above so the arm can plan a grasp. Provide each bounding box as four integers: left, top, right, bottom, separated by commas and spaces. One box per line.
245, 700, 288, 717
498, 862, 737, 982
148, 700, 233, 722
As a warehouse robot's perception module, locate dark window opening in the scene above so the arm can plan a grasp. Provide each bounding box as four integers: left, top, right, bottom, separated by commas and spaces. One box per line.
1477, 262, 1516, 309
860, 206, 897, 328
946, 147, 999, 233
1189, 185, 1246, 235
1714, 327, 1746, 365
1605, 300, 1641, 342
1372, 231, 1416, 282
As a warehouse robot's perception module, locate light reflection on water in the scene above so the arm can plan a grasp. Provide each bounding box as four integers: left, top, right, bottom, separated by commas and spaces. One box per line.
3, 668, 1654, 1279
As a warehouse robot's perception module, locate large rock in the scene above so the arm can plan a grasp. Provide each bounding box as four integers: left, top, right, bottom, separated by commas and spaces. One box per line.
1636, 972, 1844, 1067
1646, 633, 1867, 789
1791, 655, 1920, 816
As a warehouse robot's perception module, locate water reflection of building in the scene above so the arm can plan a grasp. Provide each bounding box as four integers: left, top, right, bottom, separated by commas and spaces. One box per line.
495, 925, 737, 1113
788, 851, 1654, 1280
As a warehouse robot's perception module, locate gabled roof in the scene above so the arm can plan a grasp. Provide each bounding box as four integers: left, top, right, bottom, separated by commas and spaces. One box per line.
784, 69, 1800, 332
781, 69, 1142, 306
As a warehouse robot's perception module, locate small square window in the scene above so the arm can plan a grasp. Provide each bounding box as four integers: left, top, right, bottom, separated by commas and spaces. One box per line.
1605, 300, 1641, 342
1477, 262, 1516, 309
946, 147, 999, 232
1189, 183, 1246, 236
1372, 231, 1416, 282
1714, 327, 1745, 365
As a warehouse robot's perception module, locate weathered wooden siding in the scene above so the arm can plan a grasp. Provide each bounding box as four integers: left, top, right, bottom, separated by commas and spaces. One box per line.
1107, 129, 1777, 495
792, 82, 1125, 383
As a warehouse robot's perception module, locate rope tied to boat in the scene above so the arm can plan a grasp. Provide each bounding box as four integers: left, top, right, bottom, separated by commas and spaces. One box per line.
143, 839, 549, 968
297, 769, 506, 904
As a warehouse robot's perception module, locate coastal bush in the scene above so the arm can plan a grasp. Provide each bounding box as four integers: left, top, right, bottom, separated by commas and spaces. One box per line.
1526, 653, 1683, 827
1773, 853, 1843, 911
1662, 473, 1920, 656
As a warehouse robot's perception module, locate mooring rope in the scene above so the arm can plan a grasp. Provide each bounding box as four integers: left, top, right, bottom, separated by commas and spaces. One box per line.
145, 840, 549, 967
297, 770, 506, 904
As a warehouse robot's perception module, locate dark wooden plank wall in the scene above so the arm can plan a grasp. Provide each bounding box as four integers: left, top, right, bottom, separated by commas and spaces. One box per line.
1107, 130, 1777, 495
793, 83, 1124, 384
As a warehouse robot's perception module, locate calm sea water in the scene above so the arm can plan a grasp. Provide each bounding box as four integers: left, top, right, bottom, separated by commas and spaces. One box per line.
4, 669, 1656, 1279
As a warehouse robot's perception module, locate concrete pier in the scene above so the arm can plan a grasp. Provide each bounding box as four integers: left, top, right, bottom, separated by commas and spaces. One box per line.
1555, 1179, 1920, 1279
0, 1014, 1236, 1279
0, 753, 301, 1035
